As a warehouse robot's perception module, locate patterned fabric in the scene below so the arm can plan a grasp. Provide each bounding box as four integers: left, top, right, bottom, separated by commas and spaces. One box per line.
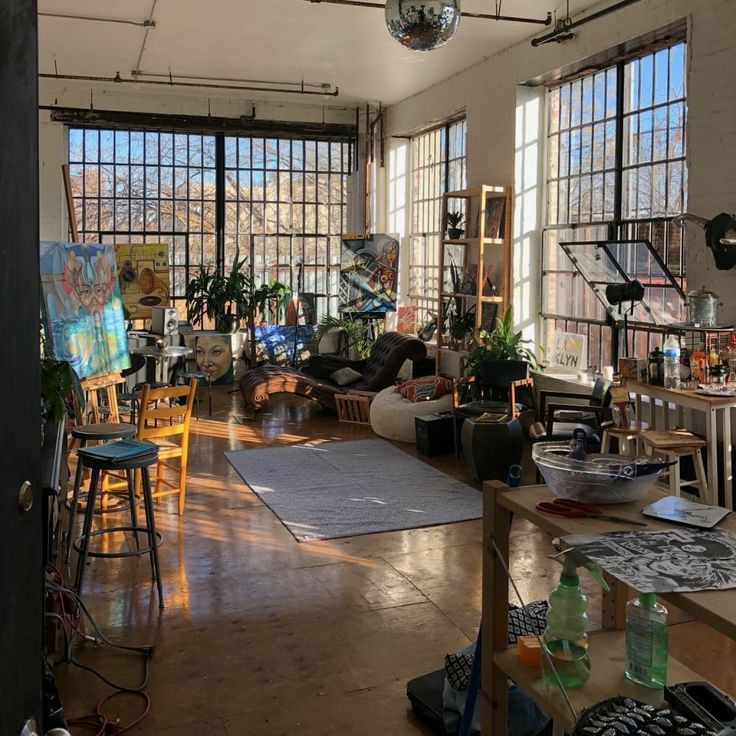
444, 601, 548, 691
397, 376, 453, 403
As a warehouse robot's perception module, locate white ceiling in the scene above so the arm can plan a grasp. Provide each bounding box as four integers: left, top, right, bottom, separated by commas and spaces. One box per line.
38, 0, 598, 105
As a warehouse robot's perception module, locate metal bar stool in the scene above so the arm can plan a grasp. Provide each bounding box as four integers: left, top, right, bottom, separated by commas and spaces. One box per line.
65, 422, 137, 562
73, 445, 164, 608
640, 428, 711, 504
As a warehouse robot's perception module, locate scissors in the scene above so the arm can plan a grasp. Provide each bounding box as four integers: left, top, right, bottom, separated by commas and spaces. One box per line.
535, 498, 647, 526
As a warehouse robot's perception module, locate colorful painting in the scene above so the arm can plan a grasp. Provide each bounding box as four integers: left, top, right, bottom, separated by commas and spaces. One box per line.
340, 234, 399, 313
40, 242, 130, 379
114, 243, 170, 319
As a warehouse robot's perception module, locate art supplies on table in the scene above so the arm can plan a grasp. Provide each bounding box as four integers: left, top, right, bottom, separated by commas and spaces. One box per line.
641, 496, 730, 529
77, 439, 157, 464
536, 498, 648, 526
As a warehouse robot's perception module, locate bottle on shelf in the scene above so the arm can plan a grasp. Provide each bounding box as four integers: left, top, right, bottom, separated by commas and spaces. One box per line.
663, 334, 681, 389
625, 592, 668, 689
690, 347, 707, 383
542, 551, 609, 689
648, 347, 663, 385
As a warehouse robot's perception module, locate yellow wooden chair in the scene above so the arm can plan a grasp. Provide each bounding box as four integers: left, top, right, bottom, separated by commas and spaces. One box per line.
136, 381, 197, 515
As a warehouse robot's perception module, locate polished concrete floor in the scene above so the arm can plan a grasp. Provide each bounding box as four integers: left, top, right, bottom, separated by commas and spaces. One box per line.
55, 388, 736, 734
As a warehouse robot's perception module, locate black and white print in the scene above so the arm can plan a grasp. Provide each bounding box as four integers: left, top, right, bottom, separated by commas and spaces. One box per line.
562, 528, 736, 593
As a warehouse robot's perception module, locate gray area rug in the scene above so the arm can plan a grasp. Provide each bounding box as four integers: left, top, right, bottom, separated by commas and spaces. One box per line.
225, 438, 481, 542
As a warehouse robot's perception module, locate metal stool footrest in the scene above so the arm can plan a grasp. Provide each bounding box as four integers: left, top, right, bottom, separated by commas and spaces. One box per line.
72, 525, 163, 559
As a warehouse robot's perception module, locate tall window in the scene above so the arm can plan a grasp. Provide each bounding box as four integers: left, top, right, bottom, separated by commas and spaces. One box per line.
408, 118, 467, 326
68, 127, 352, 318
542, 41, 687, 366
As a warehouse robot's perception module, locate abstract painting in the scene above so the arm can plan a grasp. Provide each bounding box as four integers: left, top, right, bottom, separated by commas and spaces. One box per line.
40, 242, 130, 379
340, 234, 399, 313
114, 243, 170, 319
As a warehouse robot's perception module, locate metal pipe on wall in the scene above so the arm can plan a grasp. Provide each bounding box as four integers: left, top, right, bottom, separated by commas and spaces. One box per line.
38, 12, 155, 28
531, 0, 643, 46
38, 72, 340, 97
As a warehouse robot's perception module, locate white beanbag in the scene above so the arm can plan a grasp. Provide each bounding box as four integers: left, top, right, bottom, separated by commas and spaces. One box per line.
369, 385, 454, 443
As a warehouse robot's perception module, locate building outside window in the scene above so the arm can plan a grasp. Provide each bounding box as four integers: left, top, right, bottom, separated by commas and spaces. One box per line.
407, 118, 467, 330
542, 40, 687, 367
68, 128, 352, 319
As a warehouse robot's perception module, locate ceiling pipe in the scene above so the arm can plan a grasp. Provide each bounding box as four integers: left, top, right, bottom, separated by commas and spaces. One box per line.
305, 0, 552, 25
131, 70, 332, 91
39, 72, 340, 97
531, 0, 642, 46
133, 0, 159, 75
38, 12, 155, 28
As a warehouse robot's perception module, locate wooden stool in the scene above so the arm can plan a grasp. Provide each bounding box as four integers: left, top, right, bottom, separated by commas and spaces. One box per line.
640, 429, 710, 504
65, 422, 137, 562
73, 446, 164, 608
177, 370, 209, 418
601, 421, 648, 456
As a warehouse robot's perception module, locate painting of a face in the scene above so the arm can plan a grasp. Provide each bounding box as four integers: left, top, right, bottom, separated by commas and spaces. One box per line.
196, 335, 234, 384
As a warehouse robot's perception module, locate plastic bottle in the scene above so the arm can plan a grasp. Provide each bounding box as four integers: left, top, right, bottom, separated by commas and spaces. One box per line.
625, 593, 668, 689
542, 552, 609, 689
663, 334, 681, 389
568, 428, 587, 461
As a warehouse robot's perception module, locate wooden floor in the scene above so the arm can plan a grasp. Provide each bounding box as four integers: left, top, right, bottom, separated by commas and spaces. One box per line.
56, 388, 736, 735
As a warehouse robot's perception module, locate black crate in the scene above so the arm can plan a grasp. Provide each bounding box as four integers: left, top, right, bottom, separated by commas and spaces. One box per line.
415, 413, 454, 457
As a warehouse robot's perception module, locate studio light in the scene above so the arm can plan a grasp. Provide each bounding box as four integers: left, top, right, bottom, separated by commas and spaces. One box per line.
605, 279, 644, 306
385, 0, 461, 52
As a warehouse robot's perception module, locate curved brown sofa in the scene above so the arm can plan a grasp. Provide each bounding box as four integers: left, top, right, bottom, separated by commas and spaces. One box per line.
240, 331, 427, 413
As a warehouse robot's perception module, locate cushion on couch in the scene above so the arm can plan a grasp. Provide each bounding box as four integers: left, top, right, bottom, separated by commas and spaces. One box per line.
330, 367, 363, 386
397, 376, 454, 403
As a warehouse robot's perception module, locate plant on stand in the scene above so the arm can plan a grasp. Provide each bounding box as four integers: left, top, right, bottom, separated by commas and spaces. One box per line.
465, 306, 542, 380
185, 249, 253, 333
252, 280, 293, 325
446, 211, 465, 240
311, 315, 376, 359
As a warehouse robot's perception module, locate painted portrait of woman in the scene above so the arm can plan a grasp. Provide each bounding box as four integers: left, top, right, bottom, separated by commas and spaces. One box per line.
195, 334, 234, 385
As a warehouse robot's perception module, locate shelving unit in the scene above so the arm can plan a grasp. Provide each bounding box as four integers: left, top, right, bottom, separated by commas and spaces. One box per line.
481, 482, 736, 734
436, 185, 512, 377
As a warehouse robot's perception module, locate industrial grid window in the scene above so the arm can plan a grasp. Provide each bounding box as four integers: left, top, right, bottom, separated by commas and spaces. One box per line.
542, 40, 687, 368
68, 127, 351, 320
408, 118, 467, 329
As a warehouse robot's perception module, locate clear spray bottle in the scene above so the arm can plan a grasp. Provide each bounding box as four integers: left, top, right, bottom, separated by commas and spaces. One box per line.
542, 549, 609, 689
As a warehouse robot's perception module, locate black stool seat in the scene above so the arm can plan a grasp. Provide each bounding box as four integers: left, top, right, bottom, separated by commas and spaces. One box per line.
73, 445, 164, 608
72, 422, 136, 441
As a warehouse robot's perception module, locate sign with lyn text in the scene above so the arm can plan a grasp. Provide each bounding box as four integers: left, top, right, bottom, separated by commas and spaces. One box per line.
549, 332, 587, 370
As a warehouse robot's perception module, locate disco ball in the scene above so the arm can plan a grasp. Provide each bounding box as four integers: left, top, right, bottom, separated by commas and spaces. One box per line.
385, 0, 461, 52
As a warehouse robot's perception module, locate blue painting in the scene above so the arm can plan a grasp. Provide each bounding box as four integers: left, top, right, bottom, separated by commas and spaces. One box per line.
40, 242, 130, 379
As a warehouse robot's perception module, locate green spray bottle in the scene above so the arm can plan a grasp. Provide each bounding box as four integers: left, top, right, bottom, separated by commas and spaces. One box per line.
542, 549, 610, 689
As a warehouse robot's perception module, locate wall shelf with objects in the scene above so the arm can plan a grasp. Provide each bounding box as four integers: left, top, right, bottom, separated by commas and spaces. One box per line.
436, 185, 513, 377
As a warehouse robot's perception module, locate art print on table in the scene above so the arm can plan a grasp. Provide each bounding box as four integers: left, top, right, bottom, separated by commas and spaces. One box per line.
40, 242, 131, 379
563, 528, 736, 593
340, 234, 399, 313
114, 243, 170, 319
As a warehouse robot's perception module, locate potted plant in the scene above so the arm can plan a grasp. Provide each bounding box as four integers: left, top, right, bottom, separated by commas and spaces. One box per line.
446, 211, 465, 240
311, 315, 375, 359
252, 280, 293, 325
465, 306, 542, 382
186, 249, 253, 333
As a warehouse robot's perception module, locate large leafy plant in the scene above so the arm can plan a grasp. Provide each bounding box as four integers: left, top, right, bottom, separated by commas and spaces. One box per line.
40, 327, 83, 427
465, 306, 542, 374
252, 280, 293, 325
311, 315, 376, 358
185, 249, 253, 330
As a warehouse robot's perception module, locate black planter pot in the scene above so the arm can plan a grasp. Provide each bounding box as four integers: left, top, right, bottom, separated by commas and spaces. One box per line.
216, 314, 240, 334
447, 228, 465, 240
461, 416, 524, 485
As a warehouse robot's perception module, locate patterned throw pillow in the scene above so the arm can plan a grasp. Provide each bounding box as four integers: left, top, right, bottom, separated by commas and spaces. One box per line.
396, 376, 453, 403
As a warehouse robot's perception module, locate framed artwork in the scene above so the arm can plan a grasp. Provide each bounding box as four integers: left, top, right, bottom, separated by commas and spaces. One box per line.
340, 234, 399, 313
549, 331, 588, 370
397, 306, 417, 334
486, 196, 506, 239
40, 241, 130, 379
114, 243, 170, 319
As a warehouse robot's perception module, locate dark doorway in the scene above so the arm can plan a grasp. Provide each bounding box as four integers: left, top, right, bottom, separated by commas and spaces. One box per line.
0, 1, 42, 734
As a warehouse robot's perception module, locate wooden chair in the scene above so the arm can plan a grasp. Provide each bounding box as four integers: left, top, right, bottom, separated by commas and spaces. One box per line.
136, 381, 197, 515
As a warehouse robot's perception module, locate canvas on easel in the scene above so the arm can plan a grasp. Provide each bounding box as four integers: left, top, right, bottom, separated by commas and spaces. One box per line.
40, 241, 130, 379
114, 243, 171, 319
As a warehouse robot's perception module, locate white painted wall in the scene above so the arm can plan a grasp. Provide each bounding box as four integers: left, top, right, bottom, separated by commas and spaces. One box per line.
379, 0, 736, 345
